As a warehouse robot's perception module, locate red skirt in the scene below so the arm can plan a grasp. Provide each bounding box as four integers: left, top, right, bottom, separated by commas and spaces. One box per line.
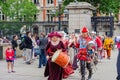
62, 63, 74, 79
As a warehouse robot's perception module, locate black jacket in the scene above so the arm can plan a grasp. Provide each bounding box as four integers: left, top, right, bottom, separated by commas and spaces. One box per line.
11, 40, 18, 50
24, 36, 33, 49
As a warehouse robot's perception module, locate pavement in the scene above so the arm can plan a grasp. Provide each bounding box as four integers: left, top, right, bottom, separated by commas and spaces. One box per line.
0, 49, 118, 80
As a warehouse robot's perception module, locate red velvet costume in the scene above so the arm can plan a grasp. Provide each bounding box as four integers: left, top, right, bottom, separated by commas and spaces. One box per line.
44, 32, 73, 80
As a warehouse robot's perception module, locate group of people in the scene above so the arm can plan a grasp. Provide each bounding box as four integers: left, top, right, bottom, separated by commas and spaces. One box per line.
43, 26, 115, 80
5, 25, 120, 80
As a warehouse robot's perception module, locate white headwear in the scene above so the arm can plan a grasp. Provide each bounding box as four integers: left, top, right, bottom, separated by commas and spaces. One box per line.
91, 31, 96, 34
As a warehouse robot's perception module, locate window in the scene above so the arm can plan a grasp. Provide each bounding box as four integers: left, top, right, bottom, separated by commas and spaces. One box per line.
47, 10, 50, 22
34, 14, 37, 20
0, 10, 5, 20
33, 0, 39, 4
47, 10, 53, 22
47, 0, 53, 4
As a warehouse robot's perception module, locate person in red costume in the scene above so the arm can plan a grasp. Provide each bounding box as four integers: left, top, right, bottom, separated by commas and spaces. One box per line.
90, 31, 103, 60
77, 27, 93, 80
44, 31, 73, 80
5, 44, 15, 73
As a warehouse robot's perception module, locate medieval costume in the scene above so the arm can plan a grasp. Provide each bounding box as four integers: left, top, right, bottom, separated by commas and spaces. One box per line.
90, 31, 103, 61
44, 31, 73, 80
77, 27, 93, 80
103, 35, 114, 59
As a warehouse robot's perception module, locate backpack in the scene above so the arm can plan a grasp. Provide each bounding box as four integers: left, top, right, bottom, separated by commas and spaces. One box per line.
19, 38, 26, 50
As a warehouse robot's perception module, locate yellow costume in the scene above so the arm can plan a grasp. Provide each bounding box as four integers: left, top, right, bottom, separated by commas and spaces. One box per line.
103, 37, 114, 59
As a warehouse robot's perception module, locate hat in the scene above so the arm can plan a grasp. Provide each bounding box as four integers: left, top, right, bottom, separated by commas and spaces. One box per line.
48, 31, 62, 38
81, 27, 88, 33
91, 31, 96, 34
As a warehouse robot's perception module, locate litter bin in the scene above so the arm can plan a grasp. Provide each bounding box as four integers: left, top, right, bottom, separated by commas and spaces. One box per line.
0, 46, 3, 59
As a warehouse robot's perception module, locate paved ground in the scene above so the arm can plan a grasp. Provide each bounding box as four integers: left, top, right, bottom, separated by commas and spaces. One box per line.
0, 49, 118, 80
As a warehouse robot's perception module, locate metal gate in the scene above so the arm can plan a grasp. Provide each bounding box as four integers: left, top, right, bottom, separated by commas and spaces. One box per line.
91, 16, 114, 37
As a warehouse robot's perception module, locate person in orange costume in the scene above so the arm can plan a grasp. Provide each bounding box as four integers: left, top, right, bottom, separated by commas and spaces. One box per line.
103, 35, 114, 59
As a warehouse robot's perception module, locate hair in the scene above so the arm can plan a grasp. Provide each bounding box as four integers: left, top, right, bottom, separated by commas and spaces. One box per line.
26, 31, 31, 36
13, 35, 17, 39
40, 33, 46, 37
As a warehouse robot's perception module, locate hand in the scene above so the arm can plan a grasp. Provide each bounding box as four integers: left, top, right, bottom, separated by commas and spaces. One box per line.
46, 56, 49, 59
9, 56, 12, 59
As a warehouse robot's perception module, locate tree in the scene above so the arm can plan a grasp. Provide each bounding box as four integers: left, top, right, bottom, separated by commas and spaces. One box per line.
63, 0, 120, 17
0, 0, 39, 21
0, 0, 39, 36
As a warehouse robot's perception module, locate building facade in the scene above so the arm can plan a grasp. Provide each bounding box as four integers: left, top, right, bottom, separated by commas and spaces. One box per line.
31, 0, 68, 35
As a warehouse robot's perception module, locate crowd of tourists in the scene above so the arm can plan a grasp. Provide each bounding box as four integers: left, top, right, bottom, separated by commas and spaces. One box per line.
4, 26, 120, 80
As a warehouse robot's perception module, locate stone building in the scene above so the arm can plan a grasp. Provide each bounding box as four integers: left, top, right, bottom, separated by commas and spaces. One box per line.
31, 0, 68, 35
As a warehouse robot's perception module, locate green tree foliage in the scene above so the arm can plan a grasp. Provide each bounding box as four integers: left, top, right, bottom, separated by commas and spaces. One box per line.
63, 0, 120, 17
0, 0, 39, 36
0, 0, 39, 21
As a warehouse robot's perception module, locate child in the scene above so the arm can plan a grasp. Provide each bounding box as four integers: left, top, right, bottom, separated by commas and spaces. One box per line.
5, 44, 15, 73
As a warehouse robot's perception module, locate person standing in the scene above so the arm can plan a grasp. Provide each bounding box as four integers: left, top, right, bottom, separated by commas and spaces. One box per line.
38, 33, 48, 68
5, 44, 15, 73
24, 31, 33, 64
11, 35, 18, 59
116, 36, 120, 80
103, 35, 114, 59
31, 35, 39, 60
20, 25, 27, 39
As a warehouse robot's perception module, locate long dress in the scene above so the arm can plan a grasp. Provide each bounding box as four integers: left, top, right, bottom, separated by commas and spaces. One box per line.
44, 41, 66, 80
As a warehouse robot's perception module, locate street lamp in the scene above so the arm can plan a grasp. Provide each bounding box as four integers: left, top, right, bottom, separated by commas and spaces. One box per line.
58, 0, 62, 31
51, 0, 68, 31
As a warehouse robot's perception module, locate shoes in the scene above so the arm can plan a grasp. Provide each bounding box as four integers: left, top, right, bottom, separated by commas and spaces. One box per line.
81, 77, 85, 80
22, 61, 26, 64
87, 77, 91, 80
87, 73, 92, 80
38, 67, 41, 68
11, 71, 16, 73
26, 62, 31, 64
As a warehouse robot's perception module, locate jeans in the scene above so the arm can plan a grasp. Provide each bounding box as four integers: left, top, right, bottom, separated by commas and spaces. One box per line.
14, 50, 16, 58
117, 49, 120, 80
38, 49, 47, 68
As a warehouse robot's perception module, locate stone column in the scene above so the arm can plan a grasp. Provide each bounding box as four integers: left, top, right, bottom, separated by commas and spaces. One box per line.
66, 2, 95, 33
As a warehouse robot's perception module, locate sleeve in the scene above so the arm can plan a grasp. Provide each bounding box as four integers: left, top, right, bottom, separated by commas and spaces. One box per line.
60, 41, 66, 52
11, 41, 15, 49
5, 50, 8, 58
103, 39, 106, 49
96, 37, 102, 48
111, 39, 114, 45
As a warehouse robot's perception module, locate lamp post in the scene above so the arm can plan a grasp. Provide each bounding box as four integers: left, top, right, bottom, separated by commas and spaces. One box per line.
109, 10, 114, 37
93, 10, 97, 32
51, 0, 68, 31
58, 0, 62, 31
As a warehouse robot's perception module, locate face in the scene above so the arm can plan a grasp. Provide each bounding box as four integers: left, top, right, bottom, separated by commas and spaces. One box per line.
91, 33, 95, 37
28, 32, 31, 37
51, 36, 59, 42
15, 36, 18, 40
82, 32, 88, 38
